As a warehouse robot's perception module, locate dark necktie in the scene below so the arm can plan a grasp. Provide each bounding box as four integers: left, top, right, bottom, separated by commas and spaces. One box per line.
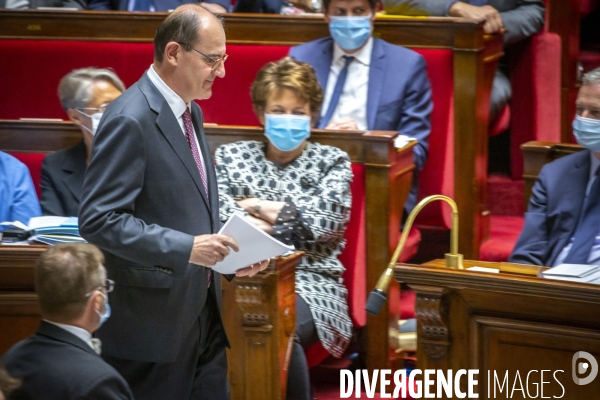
318, 55, 354, 129
563, 166, 600, 264
182, 108, 212, 286
133, 0, 151, 11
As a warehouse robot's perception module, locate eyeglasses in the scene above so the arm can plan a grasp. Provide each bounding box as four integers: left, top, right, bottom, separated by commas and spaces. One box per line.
85, 278, 115, 297
178, 42, 228, 71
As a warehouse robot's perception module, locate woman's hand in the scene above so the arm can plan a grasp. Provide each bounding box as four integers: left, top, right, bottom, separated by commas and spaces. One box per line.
236, 198, 286, 225
245, 214, 274, 235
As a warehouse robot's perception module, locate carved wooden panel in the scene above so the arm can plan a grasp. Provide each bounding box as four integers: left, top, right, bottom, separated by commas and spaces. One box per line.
410, 284, 449, 359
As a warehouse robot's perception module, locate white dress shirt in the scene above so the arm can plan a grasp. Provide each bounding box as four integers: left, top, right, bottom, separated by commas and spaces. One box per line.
44, 319, 100, 353
321, 37, 373, 130
146, 65, 207, 176
553, 153, 600, 266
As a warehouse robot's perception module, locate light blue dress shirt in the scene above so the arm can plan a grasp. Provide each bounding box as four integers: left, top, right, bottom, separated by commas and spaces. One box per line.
0, 151, 41, 226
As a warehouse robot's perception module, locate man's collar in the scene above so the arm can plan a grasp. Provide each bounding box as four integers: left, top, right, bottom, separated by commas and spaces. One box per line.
332, 36, 373, 66
43, 319, 94, 351
147, 64, 190, 118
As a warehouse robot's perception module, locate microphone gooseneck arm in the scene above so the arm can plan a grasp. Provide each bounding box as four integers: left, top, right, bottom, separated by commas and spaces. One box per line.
365, 195, 463, 316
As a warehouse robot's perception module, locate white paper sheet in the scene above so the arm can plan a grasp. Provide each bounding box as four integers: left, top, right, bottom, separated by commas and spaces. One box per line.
211, 211, 295, 274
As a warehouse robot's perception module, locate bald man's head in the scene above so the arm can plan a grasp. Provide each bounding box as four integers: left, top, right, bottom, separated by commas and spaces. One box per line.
153, 4, 223, 64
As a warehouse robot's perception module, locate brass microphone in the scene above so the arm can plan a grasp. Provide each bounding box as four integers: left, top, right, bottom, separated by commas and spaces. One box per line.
365, 195, 463, 316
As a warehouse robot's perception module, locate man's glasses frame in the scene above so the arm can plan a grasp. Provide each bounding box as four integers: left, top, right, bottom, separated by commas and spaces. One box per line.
177, 42, 228, 71
85, 278, 115, 298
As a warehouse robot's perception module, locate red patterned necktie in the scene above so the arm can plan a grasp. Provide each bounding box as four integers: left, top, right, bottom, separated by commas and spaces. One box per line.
182, 108, 209, 196
182, 107, 212, 286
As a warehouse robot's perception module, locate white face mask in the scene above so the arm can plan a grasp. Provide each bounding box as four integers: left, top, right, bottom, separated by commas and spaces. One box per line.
76, 109, 103, 136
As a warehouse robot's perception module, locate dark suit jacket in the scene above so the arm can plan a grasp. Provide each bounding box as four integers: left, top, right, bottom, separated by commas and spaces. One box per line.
40, 140, 86, 217
87, 0, 228, 11
289, 38, 432, 213
79, 72, 228, 363
509, 150, 591, 266
0, 0, 85, 8
383, 0, 545, 45
2, 321, 133, 400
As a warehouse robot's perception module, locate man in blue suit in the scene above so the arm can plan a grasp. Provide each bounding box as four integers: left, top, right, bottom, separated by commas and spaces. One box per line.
289, 0, 432, 215
88, 0, 229, 13
510, 68, 600, 267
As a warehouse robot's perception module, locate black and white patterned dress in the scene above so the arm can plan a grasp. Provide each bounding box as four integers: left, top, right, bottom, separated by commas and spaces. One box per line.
215, 140, 353, 357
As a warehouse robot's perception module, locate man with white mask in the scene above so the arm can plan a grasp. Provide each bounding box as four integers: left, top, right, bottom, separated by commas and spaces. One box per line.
40, 68, 124, 217
510, 67, 600, 267
1, 243, 134, 400
289, 0, 432, 216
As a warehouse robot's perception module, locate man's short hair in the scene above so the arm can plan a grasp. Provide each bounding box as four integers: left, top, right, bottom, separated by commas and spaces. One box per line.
582, 67, 600, 87
322, 0, 377, 14
35, 243, 105, 320
57, 67, 125, 112
251, 56, 324, 117
153, 4, 224, 64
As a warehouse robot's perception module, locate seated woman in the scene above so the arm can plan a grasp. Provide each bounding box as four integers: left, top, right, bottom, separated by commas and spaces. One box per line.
40, 68, 124, 216
215, 57, 353, 400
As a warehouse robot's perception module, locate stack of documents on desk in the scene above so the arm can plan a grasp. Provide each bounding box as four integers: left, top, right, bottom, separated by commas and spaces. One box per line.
542, 263, 600, 284
394, 135, 417, 149
0, 216, 86, 245
211, 211, 294, 274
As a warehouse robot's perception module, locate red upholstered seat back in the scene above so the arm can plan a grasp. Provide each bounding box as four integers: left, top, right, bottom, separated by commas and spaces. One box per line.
8, 152, 46, 199
412, 48, 455, 228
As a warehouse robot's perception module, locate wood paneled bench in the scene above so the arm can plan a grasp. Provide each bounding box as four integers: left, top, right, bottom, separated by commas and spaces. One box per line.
0, 120, 415, 375
0, 10, 505, 262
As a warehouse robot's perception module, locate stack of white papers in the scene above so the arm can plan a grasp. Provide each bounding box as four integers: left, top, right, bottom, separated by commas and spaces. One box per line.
212, 211, 294, 274
542, 263, 600, 284
394, 135, 417, 149
0, 216, 85, 245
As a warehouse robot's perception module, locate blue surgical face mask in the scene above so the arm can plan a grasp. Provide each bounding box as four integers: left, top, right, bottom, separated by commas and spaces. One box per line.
573, 114, 600, 152
95, 292, 111, 328
329, 15, 372, 51
265, 114, 311, 152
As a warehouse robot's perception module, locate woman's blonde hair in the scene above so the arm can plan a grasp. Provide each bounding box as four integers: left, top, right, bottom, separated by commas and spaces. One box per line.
251, 56, 323, 117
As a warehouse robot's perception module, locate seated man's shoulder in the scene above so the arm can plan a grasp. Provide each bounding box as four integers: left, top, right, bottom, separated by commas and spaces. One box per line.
542, 149, 589, 176
290, 37, 333, 56
3, 334, 126, 396
377, 39, 425, 63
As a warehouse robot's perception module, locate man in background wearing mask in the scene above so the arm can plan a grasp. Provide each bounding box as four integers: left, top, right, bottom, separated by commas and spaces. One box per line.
288, 0, 432, 215
510, 67, 600, 267
1, 243, 134, 400
40, 68, 125, 217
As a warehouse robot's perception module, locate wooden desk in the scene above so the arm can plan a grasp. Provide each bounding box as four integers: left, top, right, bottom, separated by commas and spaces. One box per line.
394, 259, 600, 397
0, 10, 504, 260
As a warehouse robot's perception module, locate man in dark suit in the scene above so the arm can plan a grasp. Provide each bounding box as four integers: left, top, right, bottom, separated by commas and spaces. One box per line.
2, 243, 134, 400
88, 0, 229, 14
41, 68, 125, 217
382, 0, 545, 126
510, 68, 600, 266
289, 0, 432, 215
78, 5, 267, 399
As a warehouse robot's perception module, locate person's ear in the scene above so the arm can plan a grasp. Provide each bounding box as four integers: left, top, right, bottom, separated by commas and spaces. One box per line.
91, 290, 104, 314
164, 42, 181, 66
67, 108, 84, 127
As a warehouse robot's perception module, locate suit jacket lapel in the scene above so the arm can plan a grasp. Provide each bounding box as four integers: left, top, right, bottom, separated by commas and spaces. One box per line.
367, 39, 387, 130
139, 74, 211, 211
547, 150, 591, 265
61, 140, 87, 206
190, 102, 217, 219
312, 40, 334, 128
